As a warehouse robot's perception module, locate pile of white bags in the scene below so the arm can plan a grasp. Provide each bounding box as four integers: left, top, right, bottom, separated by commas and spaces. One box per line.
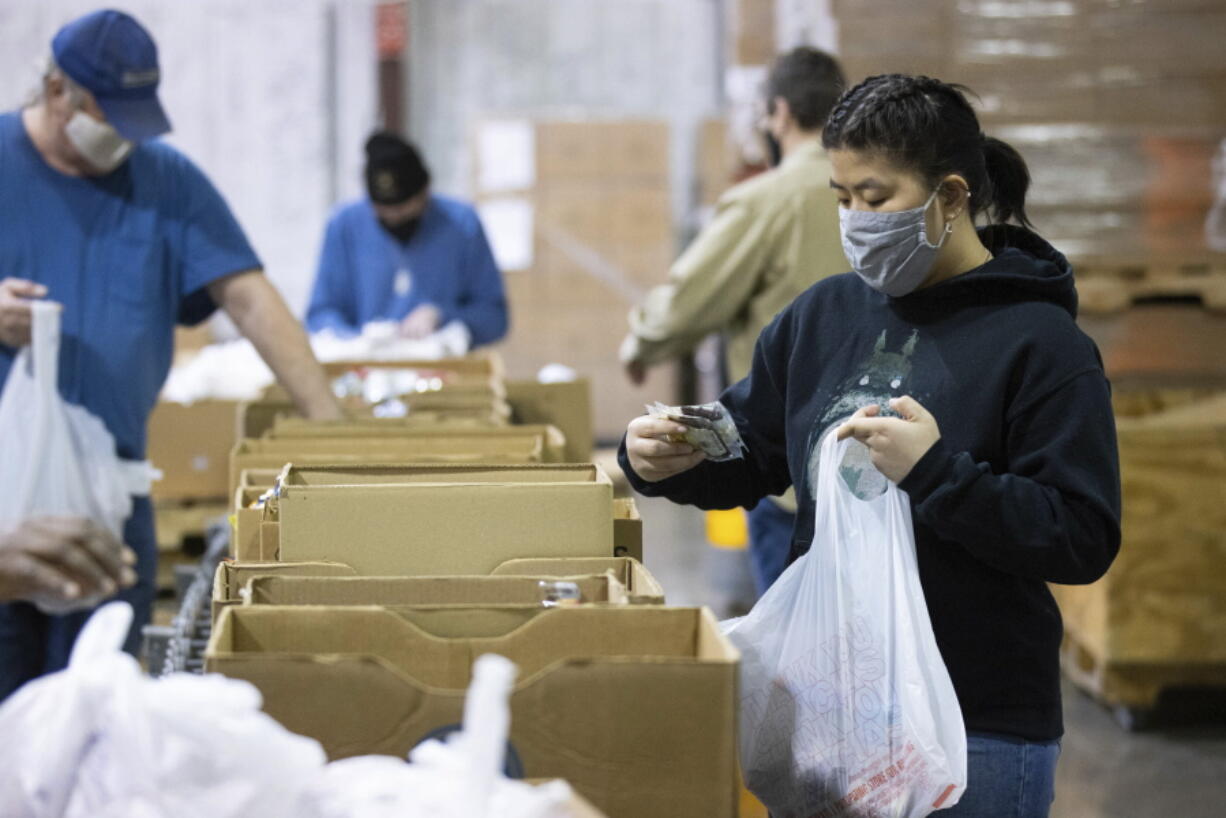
723, 429, 968, 817
0, 602, 578, 818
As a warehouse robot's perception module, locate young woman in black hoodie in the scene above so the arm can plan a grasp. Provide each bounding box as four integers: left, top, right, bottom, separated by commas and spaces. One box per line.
621, 74, 1121, 817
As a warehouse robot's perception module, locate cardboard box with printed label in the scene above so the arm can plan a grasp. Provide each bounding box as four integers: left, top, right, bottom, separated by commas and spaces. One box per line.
205, 604, 738, 818
267, 464, 614, 576
211, 555, 665, 622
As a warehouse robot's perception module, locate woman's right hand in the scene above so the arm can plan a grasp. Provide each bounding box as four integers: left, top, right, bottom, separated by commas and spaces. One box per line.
626, 415, 708, 482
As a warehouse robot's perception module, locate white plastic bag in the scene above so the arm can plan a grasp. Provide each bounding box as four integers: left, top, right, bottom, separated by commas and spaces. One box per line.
0, 602, 326, 818
724, 428, 967, 817
0, 602, 581, 818
0, 302, 156, 612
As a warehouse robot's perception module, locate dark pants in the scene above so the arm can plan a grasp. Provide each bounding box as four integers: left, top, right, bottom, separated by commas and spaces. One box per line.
0, 496, 156, 701
746, 499, 795, 598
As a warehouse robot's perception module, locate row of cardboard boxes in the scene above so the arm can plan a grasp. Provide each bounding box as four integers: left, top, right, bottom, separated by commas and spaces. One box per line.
198, 361, 742, 818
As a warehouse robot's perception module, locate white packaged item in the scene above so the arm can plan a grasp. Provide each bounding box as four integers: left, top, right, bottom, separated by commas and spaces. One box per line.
723, 428, 967, 817
0, 302, 157, 613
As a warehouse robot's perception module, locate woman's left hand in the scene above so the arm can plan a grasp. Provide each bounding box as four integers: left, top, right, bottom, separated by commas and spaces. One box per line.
836, 396, 941, 484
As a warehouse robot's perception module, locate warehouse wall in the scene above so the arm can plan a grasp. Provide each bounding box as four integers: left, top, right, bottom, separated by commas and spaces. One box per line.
0, 0, 379, 317
406, 0, 726, 438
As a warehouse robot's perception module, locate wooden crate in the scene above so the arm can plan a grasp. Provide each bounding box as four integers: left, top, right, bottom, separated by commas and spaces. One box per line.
1051, 389, 1226, 722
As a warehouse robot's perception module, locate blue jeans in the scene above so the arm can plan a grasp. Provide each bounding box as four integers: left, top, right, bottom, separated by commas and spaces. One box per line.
941, 732, 1061, 817
0, 496, 157, 702
746, 499, 795, 597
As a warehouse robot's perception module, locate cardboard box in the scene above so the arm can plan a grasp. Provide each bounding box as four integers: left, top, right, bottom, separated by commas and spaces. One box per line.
319, 353, 505, 381
211, 556, 664, 622
228, 428, 564, 495
243, 573, 630, 607
611, 497, 643, 562
268, 464, 615, 575
505, 379, 594, 463
206, 605, 739, 818
490, 556, 665, 605
147, 400, 240, 501
210, 560, 357, 621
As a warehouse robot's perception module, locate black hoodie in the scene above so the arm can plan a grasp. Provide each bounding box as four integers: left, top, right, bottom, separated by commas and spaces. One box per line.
621, 225, 1122, 741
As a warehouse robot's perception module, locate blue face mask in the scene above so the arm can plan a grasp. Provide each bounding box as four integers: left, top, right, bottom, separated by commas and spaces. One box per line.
839, 189, 952, 297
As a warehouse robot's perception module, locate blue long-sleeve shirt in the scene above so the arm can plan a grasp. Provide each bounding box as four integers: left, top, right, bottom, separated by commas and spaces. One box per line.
306, 195, 509, 346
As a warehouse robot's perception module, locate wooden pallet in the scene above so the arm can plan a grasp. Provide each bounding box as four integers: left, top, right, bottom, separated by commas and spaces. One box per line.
1074, 254, 1226, 313
1060, 632, 1226, 731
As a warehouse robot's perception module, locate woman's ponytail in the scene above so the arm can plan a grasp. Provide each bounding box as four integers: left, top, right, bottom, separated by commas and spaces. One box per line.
981, 136, 1033, 228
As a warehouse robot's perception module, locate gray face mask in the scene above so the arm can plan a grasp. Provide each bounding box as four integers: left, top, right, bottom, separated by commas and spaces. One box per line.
839, 189, 951, 297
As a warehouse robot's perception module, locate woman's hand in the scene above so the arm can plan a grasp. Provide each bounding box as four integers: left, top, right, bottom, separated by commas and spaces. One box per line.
625, 415, 708, 482
836, 396, 941, 484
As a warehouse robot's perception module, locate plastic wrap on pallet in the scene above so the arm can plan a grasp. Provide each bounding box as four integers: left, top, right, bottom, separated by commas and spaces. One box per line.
831, 0, 1226, 261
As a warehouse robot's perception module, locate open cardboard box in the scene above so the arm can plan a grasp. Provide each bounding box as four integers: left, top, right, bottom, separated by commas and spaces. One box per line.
228, 425, 567, 494
237, 399, 505, 440
212, 556, 665, 622
266, 464, 614, 576
264, 419, 566, 463
231, 469, 642, 565
205, 604, 738, 818
243, 573, 631, 607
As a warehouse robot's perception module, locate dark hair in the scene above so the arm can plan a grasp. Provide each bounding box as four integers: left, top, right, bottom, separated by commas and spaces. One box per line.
766, 47, 846, 131
822, 74, 1032, 228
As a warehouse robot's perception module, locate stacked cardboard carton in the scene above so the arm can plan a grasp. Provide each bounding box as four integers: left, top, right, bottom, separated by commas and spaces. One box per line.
475, 119, 678, 442
203, 352, 740, 817
830, 0, 1226, 262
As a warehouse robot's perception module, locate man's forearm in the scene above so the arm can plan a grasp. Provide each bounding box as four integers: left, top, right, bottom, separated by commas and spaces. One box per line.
214, 272, 343, 420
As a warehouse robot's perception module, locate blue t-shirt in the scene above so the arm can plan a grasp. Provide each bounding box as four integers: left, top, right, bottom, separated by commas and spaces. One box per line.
305, 195, 509, 347
0, 111, 261, 459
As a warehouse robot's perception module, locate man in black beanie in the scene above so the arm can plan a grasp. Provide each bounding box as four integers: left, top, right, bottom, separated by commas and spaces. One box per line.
306, 131, 508, 346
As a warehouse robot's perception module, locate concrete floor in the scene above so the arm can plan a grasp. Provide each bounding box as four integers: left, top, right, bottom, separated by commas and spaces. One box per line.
634, 495, 1226, 818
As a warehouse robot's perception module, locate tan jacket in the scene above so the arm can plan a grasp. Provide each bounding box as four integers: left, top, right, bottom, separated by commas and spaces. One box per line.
621, 139, 847, 513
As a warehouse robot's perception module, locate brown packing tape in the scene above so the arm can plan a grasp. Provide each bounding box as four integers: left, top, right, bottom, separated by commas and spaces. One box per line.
206, 605, 737, 818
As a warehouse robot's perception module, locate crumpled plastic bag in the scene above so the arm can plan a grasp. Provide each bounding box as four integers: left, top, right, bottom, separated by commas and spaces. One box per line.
0, 602, 325, 818
0, 602, 582, 818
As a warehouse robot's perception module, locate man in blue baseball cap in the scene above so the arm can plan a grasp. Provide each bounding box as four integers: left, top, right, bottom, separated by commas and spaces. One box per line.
0, 9, 343, 699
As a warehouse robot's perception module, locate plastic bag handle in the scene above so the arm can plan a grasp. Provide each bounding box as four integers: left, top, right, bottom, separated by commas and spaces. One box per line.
12, 302, 63, 514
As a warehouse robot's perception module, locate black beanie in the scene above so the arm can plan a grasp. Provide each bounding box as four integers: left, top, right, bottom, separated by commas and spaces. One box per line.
365, 131, 430, 204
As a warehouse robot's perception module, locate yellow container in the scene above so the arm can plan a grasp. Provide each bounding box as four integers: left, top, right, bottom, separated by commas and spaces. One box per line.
705, 508, 748, 550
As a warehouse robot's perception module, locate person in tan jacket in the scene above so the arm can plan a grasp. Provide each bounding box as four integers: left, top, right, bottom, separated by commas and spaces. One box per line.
620, 47, 847, 596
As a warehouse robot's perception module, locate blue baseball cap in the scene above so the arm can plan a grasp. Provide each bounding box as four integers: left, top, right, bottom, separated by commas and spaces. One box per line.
51, 9, 171, 141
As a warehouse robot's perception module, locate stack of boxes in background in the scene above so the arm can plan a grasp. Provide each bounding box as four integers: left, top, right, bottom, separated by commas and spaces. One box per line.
156, 352, 743, 818
473, 118, 678, 442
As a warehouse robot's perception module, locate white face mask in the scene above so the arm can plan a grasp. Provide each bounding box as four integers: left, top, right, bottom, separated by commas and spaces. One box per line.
839, 189, 952, 297
64, 109, 133, 173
